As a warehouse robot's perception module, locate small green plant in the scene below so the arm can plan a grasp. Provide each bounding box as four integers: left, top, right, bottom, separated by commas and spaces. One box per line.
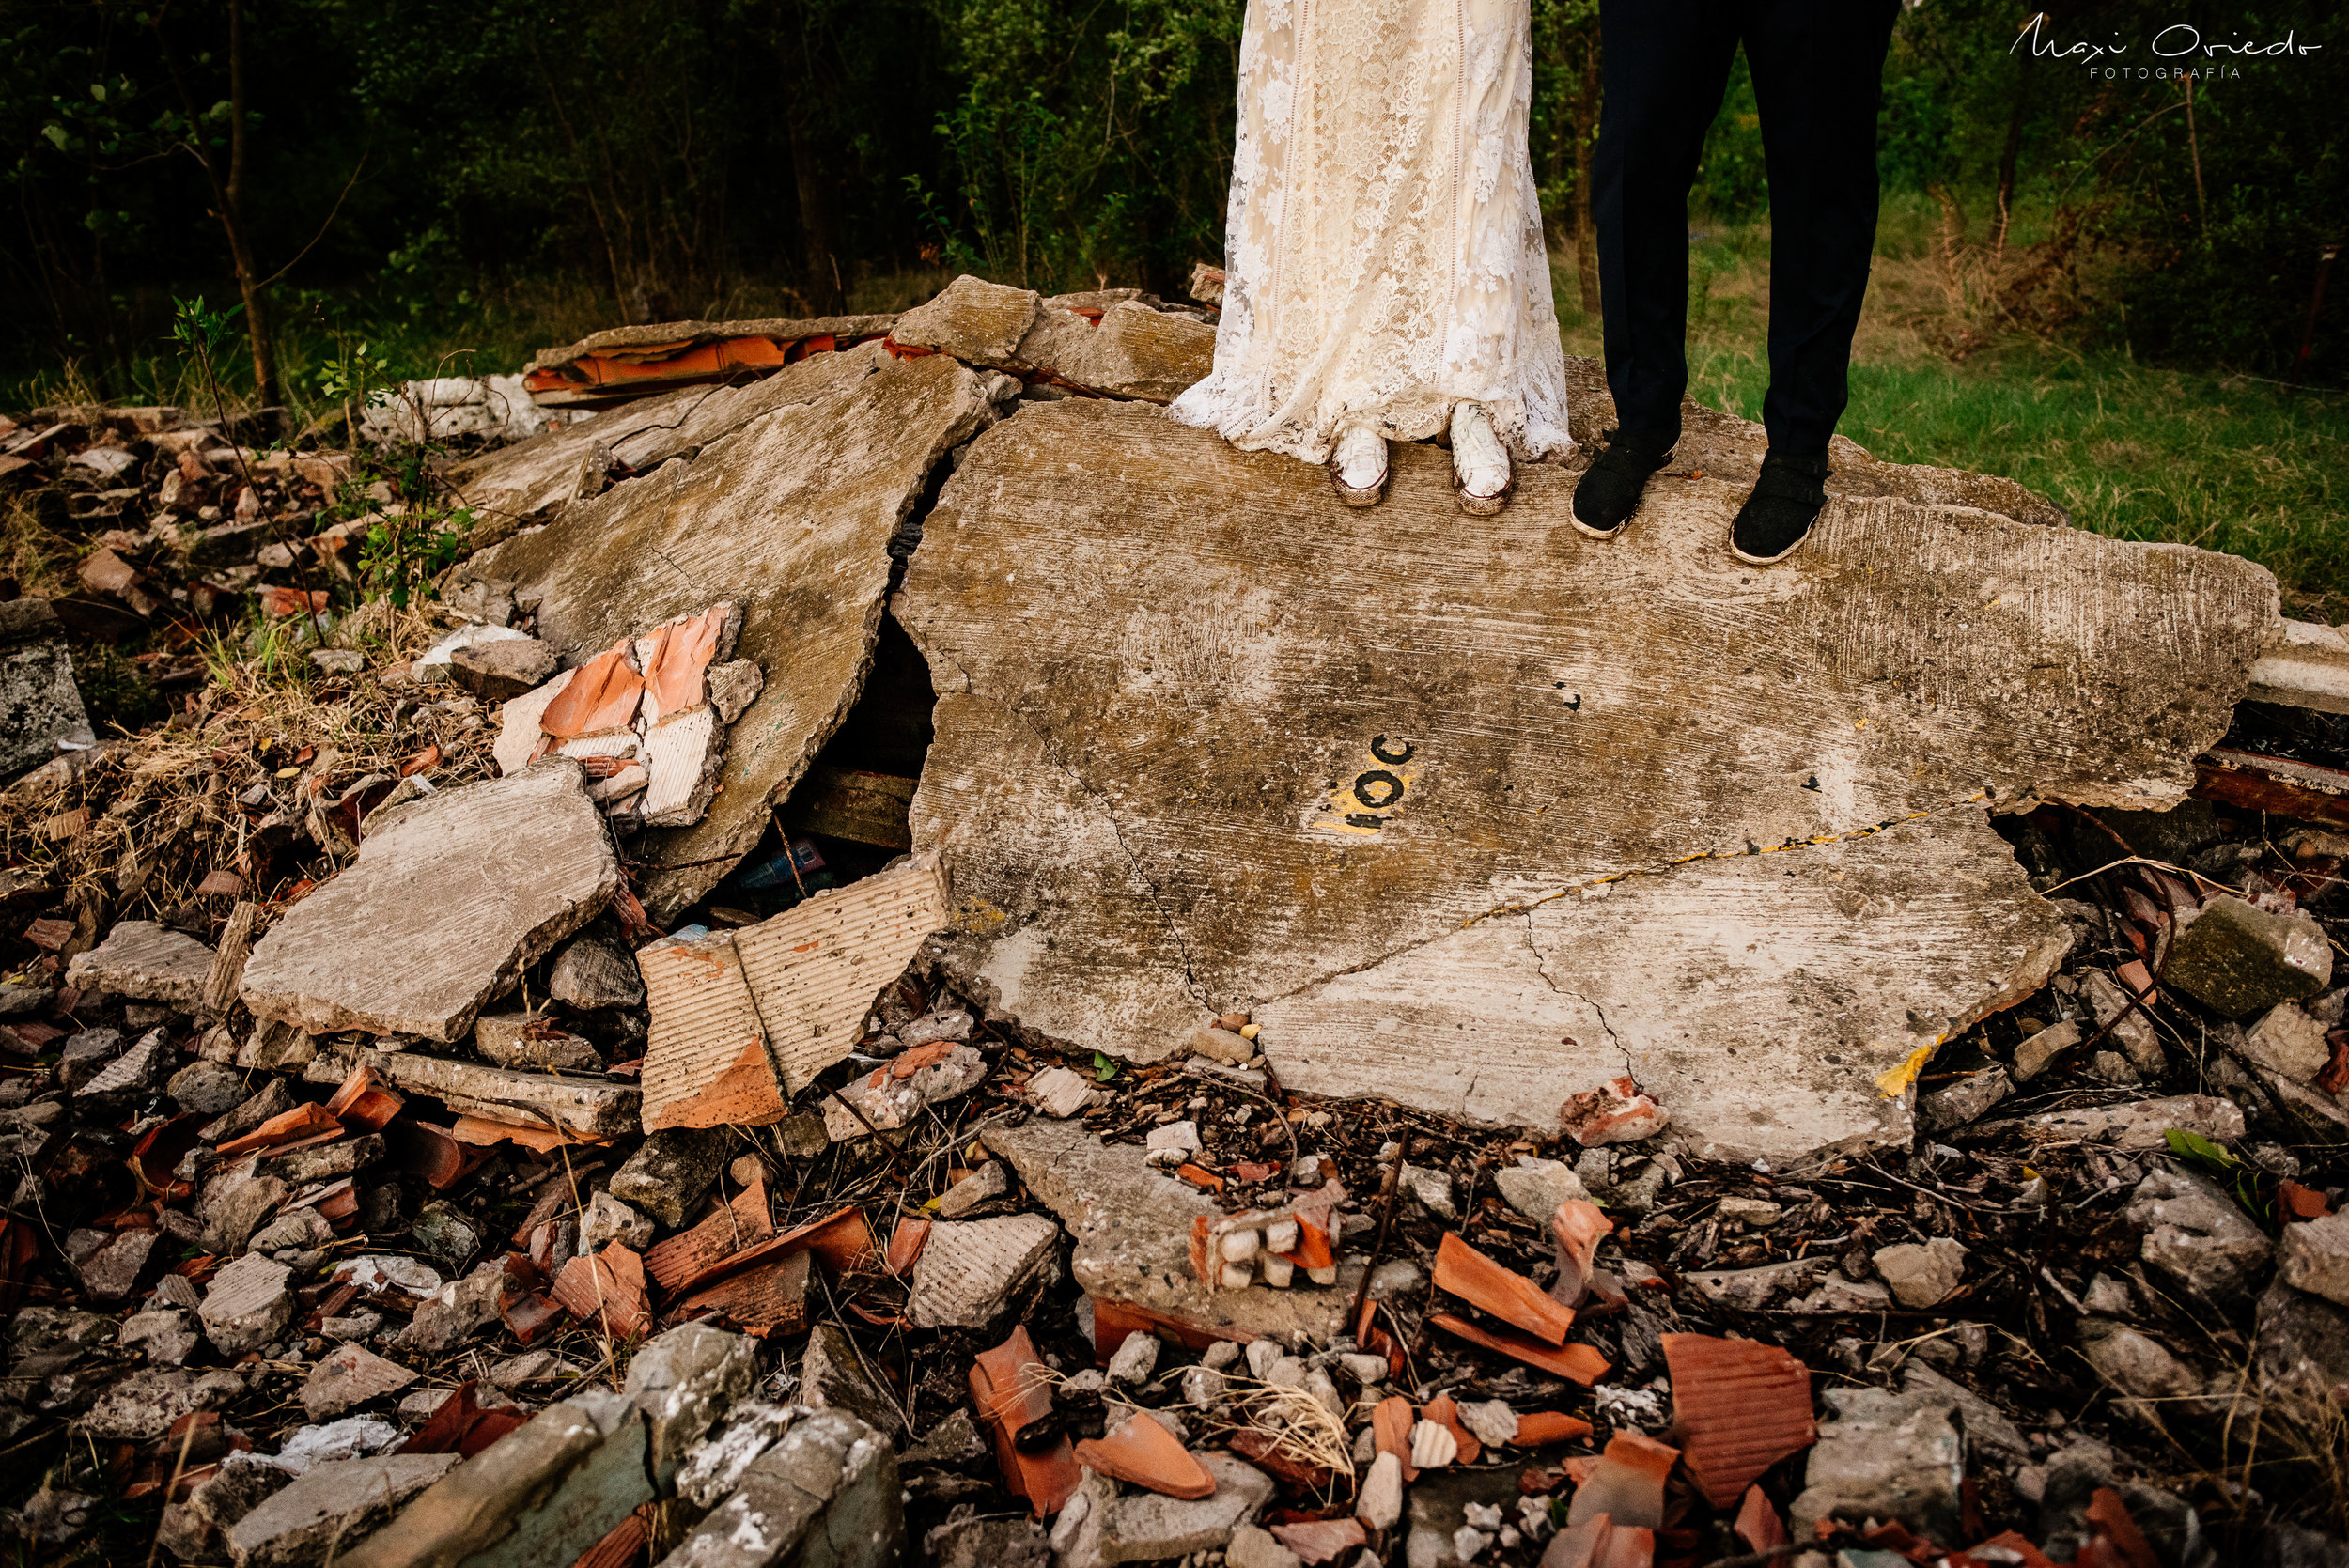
356, 509, 470, 609
315, 334, 392, 438
1091, 1050, 1120, 1082
2164, 1127, 2276, 1232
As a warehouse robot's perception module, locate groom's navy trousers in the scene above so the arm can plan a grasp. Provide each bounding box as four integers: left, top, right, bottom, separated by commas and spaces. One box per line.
1594, 0, 1902, 460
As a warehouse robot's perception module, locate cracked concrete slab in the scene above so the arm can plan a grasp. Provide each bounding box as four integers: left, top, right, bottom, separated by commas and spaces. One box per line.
896, 397, 2278, 1158
461, 344, 997, 919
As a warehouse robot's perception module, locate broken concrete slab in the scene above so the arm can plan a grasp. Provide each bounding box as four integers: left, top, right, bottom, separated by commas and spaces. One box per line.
458, 344, 996, 919
0, 598, 95, 783
228, 1453, 459, 1568
366, 1050, 639, 1140
900, 399, 2275, 1158
547, 933, 641, 1009
65, 919, 215, 1005
640, 851, 949, 1128
1789, 1386, 1964, 1545
240, 760, 620, 1042
198, 1251, 295, 1356
891, 274, 1217, 403
608, 1126, 724, 1227
303, 1342, 417, 1421
989, 1115, 1360, 1343
661, 1407, 903, 1568
1097, 1451, 1276, 1563
623, 1321, 758, 1488
81, 1364, 247, 1439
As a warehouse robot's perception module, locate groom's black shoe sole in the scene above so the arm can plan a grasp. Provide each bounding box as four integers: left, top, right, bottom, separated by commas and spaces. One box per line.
1571, 429, 1675, 539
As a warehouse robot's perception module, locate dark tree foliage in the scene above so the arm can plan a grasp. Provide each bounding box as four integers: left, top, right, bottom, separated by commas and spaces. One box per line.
1, 0, 2341, 395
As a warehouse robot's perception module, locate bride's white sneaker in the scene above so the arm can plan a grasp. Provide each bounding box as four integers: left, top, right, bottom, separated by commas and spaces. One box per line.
1451, 402, 1513, 515
1328, 424, 1390, 507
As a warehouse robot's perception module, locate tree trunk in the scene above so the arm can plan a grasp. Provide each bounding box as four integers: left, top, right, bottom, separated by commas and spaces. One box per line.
223, 0, 277, 403
1991, 63, 2029, 262
1572, 30, 1600, 318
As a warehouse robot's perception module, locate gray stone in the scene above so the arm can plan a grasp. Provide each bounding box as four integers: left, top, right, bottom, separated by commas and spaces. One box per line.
258, 1131, 382, 1188
276, 1416, 405, 1474
907, 1214, 1062, 1328
199, 1253, 294, 1356
624, 1320, 758, 1488
202, 1077, 296, 1143
2279, 1210, 2349, 1307
2163, 895, 2333, 1018
459, 343, 996, 920
81, 1365, 246, 1439
2079, 970, 2166, 1075
676, 1401, 798, 1510
0, 598, 94, 780
156, 1452, 292, 1564
928, 1514, 1050, 1568
1098, 1451, 1275, 1563
230, 1452, 461, 1568
546, 934, 643, 1009
662, 1408, 903, 1568
56, 1026, 124, 1091
1791, 1386, 1964, 1544
583, 1190, 654, 1250
398, 1265, 507, 1354
2254, 1279, 2349, 1402
303, 1343, 417, 1420
1917, 1067, 2013, 1134
2012, 1018, 2081, 1081
0, 983, 53, 1018
168, 1060, 249, 1116
1401, 1164, 1457, 1220
609, 1126, 725, 1228
1684, 1255, 1837, 1312
2076, 1318, 2206, 1421
340, 1389, 649, 1568
448, 636, 559, 703
2125, 1164, 2272, 1303
1232, 1524, 1303, 1568
900, 1406, 988, 1469
1405, 1463, 1527, 1568
936, 1160, 1009, 1218
802, 1322, 905, 1437
120, 1308, 201, 1367
2244, 1003, 2335, 1081
412, 1199, 485, 1272
250, 1205, 337, 1256
1873, 1238, 1967, 1309
898, 1008, 973, 1048
200, 1171, 289, 1256
1491, 1156, 1593, 1220
65, 919, 215, 1005
1897, 1363, 2029, 1466
239, 761, 621, 1043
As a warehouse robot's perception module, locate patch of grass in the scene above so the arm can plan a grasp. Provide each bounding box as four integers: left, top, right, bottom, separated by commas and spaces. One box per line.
1552, 222, 2349, 613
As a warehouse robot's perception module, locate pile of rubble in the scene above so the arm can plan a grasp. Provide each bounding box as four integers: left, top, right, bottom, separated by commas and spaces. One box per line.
1, 277, 2346, 1568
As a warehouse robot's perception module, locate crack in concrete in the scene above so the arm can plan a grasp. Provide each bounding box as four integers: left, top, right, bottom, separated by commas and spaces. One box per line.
1522, 908, 1632, 1074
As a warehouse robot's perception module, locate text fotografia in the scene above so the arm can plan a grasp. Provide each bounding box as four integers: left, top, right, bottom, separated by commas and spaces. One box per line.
2012, 14, 2322, 79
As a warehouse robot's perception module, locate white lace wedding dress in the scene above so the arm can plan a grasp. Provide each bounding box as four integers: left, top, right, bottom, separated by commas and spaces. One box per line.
1168, 0, 1574, 466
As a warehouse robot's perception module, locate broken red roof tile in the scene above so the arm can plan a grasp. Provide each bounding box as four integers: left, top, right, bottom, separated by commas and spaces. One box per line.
1372, 1395, 1418, 1483
1091, 1296, 1250, 1363
646, 1182, 776, 1294
1270, 1519, 1366, 1564
2279, 1178, 2333, 1219
1550, 1199, 1610, 1308
573, 1509, 650, 1568
678, 1248, 811, 1336
1733, 1486, 1786, 1554
890, 1041, 957, 1078
213, 1102, 340, 1158
498, 1289, 567, 1345
886, 1216, 933, 1277
539, 638, 644, 740
1559, 1076, 1667, 1147
1226, 1429, 1336, 1491
1072, 1412, 1216, 1498
1176, 1163, 1223, 1192
1514, 1411, 1595, 1447
1660, 1332, 1815, 1510
324, 1061, 404, 1132
641, 603, 730, 721
1434, 1232, 1575, 1345
2083, 1488, 2161, 1568
385, 1120, 487, 1190
449, 1114, 608, 1154
971, 1326, 1081, 1517
552, 1242, 651, 1339
1423, 1394, 1481, 1466
1430, 1312, 1610, 1385
1542, 1514, 1655, 1568
665, 1202, 872, 1297
1563, 1433, 1680, 1531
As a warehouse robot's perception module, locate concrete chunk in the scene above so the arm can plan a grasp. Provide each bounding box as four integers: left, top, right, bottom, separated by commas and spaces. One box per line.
1790, 1387, 1963, 1545
661, 1407, 903, 1568
66, 920, 215, 1005
0, 597, 95, 781
1098, 1451, 1275, 1563
908, 1214, 1063, 1329
2164, 895, 2333, 1018
624, 1321, 758, 1488
199, 1252, 294, 1356
459, 344, 994, 920
372, 1050, 639, 1138
898, 400, 2278, 1158
303, 1343, 418, 1421
2279, 1210, 2349, 1307
240, 761, 620, 1042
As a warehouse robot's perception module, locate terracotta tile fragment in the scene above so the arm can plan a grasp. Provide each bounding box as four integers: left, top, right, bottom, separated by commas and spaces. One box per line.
1090, 1296, 1248, 1362
1429, 1312, 1609, 1385
645, 1182, 775, 1293
1550, 1200, 1610, 1308
1372, 1395, 1418, 1482
1543, 1514, 1655, 1568
1072, 1412, 1216, 1498
325, 1061, 405, 1132
1433, 1233, 1575, 1344
539, 638, 644, 740
1659, 1332, 1815, 1510
552, 1242, 651, 1338
1514, 1411, 1595, 1447
1563, 1434, 1680, 1530
1732, 1486, 1786, 1554
214, 1102, 341, 1157
886, 1216, 933, 1277
1271, 1519, 1366, 1564
679, 1249, 811, 1335
1225, 1428, 1335, 1491
2084, 1487, 2161, 1568
971, 1325, 1081, 1517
